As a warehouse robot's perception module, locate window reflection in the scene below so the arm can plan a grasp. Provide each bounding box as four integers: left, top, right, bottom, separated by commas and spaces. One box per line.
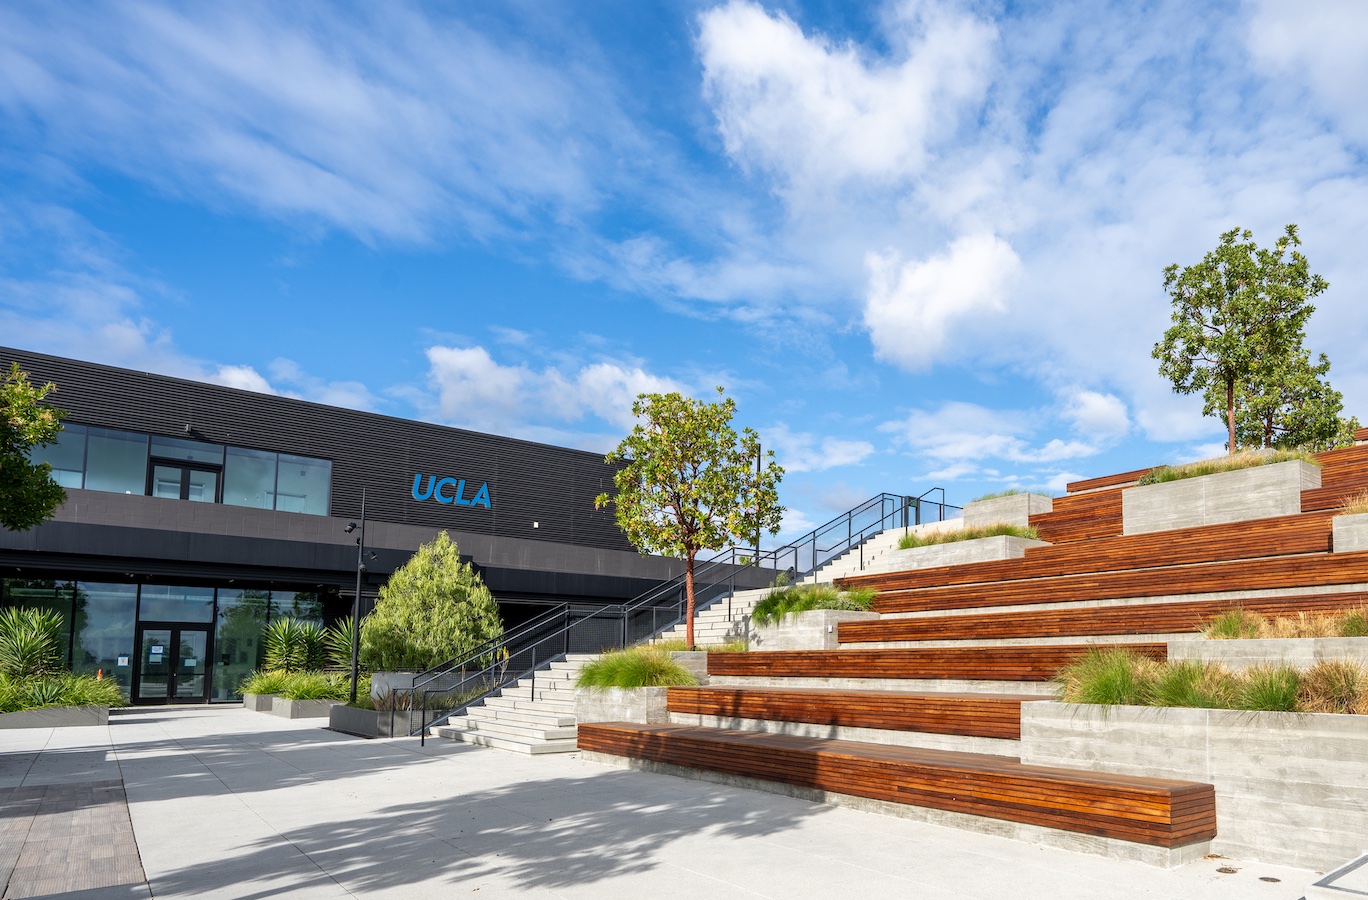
223, 447, 277, 510
276, 455, 331, 516
84, 427, 148, 494
73, 583, 137, 695
214, 589, 270, 701
137, 585, 214, 623
150, 435, 224, 465
30, 424, 86, 489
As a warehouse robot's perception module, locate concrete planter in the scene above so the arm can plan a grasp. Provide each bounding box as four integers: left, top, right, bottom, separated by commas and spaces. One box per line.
1122, 459, 1322, 535
881, 535, 1047, 572
1334, 513, 1368, 553
269, 697, 342, 719
241, 692, 274, 713
1169, 636, 1368, 671
1020, 700, 1368, 869
0, 705, 108, 729
575, 686, 672, 725
329, 704, 408, 739
668, 651, 709, 685
752, 609, 880, 651
370, 672, 419, 703
963, 493, 1053, 529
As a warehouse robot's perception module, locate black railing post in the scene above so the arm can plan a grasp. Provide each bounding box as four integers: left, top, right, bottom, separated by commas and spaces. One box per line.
420, 691, 427, 747
530, 648, 537, 699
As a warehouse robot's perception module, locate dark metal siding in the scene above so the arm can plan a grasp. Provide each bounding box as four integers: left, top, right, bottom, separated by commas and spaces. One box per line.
2, 347, 632, 552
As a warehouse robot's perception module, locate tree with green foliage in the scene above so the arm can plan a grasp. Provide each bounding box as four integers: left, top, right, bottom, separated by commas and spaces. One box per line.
359, 532, 502, 671
596, 388, 784, 649
1233, 347, 1360, 452
1153, 225, 1328, 453
1, 363, 67, 531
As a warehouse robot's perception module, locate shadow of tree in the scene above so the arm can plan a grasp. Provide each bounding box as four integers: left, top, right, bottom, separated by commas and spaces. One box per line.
141, 766, 828, 896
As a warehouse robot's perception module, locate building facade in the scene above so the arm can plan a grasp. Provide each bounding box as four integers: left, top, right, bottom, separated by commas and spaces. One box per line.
0, 348, 717, 704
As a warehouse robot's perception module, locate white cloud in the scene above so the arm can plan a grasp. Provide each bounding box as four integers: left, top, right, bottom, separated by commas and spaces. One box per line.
697, 0, 996, 192
423, 345, 690, 446
765, 423, 874, 473
1062, 389, 1130, 438
863, 232, 1020, 368
210, 365, 273, 394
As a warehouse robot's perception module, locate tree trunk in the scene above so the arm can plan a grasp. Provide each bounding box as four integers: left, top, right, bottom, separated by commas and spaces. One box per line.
1227, 379, 1237, 454
684, 552, 697, 650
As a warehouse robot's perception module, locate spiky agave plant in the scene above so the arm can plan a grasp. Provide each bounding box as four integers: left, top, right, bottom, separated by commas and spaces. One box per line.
0, 607, 64, 678
263, 618, 326, 672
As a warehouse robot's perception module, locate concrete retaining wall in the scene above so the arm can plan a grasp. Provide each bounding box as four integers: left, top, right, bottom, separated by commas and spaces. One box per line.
752, 609, 880, 651
0, 705, 108, 729
1168, 636, 1368, 670
575, 687, 671, 724
880, 535, 1047, 572
1334, 514, 1368, 553
241, 692, 273, 712
269, 698, 341, 719
668, 652, 709, 684
370, 672, 419, 702
1122, 459, 1321, 535
1020, 700, 1368, 869
963, 493, 1053, 529
329, 704, 407, 738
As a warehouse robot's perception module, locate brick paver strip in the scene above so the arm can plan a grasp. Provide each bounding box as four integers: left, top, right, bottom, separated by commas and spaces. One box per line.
0, 780, 148, 899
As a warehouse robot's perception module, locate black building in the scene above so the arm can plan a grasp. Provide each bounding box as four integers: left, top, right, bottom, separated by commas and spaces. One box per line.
0, 347, 702, 705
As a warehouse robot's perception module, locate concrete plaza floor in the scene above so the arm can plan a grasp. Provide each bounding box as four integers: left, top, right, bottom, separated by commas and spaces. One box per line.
0, 706, 1325, 899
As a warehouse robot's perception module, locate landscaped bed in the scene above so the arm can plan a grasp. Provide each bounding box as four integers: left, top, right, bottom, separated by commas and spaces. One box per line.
896, 522, 1039, 550
1136, 448, 1319, 485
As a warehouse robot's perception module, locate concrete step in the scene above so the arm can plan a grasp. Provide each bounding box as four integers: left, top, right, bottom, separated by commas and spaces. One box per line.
443, 717, 578, 742
497, 686, 577, 703
433, 725, 578, 755
482, 695, 575, 713
463, 705, 577, 727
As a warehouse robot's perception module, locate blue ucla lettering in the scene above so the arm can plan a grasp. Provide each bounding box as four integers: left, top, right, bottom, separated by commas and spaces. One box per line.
411, 474, 436, 501
411, 473, 492, 510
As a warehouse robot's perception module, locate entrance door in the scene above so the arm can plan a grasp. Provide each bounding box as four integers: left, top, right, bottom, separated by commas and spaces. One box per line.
134, 625, 212, 704
148, 463, 220, 503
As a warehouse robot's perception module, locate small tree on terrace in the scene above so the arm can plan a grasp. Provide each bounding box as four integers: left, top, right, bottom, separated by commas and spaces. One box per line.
1233, 348, 1359, 452
596, 389, 784, 649
1, 363, 67, 532
1153, 225, 1326, 453
359, 532, 503, 672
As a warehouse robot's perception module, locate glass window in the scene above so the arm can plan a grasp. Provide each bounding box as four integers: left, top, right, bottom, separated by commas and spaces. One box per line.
275, 454, 331, 516
72, 582, 137, 696
223, 447, 277, 510
213, 589, 271, 701
150, 434, 224, 465
271, 590, 325, 625
29, 424, 86, 489
1, 579, 75, 668
84, 427, 149, 494
137, 585, 214, 623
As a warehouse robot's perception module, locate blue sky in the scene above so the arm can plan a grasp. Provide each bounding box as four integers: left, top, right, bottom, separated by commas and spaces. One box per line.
3, 0, 1367, 538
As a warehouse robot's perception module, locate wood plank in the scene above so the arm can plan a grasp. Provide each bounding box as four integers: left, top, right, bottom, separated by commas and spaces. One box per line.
705, 644, 1167, 681
839, 591, 1368, 643
577, 723, 1217, 847
1065, 468, 1153, 494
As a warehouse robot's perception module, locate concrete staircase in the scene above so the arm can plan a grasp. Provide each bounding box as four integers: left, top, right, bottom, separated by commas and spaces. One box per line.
803, 520, 963, 583
431, 654, 595, 754
652, 588, 768, 647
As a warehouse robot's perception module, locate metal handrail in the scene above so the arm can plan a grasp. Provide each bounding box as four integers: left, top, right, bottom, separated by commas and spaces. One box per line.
407, 488, 959, 736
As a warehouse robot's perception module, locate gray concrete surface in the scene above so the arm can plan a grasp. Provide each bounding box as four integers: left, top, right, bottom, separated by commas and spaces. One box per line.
752, 609, 879, 651
963, 492, 1053, 528
1021, 701, 1368, 870
0, 706, 1328, 898
575, 686, 672, 724
1169, 636, 1368, 670
1334, 513, 1368, 553
1123, 459, 1321, 535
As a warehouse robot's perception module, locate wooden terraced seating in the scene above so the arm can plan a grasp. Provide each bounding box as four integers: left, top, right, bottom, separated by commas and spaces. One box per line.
1028, 489, 1124, 544
867, 550, 1368, 615
839, 590, 1368, 644
706, 644, 1166, 681
1303, 443, 1368, 512
836, 512, 1333, 595
577, 723, 1217, 849
667, 686, 1041, 740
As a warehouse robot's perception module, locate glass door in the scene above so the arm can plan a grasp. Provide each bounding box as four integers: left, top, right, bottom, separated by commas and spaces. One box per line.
134, 625, 212, 704
148, 463, 220, 503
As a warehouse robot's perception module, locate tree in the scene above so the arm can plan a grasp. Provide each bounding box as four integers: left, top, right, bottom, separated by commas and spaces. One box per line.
1233, 348, 1360, 452
1, 363, 67, 531
1153, 225, 1327, 453
596, 388, 784, 649
359, 532, 503, 671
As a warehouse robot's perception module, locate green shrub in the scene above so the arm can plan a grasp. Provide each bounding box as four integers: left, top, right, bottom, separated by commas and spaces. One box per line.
240, 669, 293, 695
360, 532, 503, 672
897, 522, 1039, 550
1203, 609, 1265, 640
750, 584, 875, 626
1136, 449, 1318, 486
575, 647, 699, 689
0, 672, 126, 712
1339, 608, 1368, 638
1149, 660, 1238, 708
263, 618, 326, 672
652, 637, 747, 653
1236, 666, 1301, 712
325, 617, 358, 670
278, 671, 349, 701
1054, 647, 1160, 706
0, 607, 64, 678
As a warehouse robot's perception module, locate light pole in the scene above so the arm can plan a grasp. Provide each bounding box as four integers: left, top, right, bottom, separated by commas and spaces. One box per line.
344, 489, 368, 705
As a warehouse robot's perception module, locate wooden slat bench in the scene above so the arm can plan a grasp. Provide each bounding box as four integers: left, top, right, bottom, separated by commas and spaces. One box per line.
578, 723, 1217, 848
1029, 489, 1124, 543
705, 644, 1167, 681
836, 513, 1333, 594
666, 686, 1040, 740
871, 550, 1368, 615
840, 591, 1368, 644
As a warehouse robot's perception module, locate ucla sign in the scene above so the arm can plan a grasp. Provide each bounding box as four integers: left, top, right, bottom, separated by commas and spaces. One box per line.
411, 473, 492, 509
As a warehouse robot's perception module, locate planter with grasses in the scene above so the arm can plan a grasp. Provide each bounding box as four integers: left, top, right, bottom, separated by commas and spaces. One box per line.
573, 646, 698, 725
1332, 492, 1368, 553
884, 523, 1046, 572
1122, 451, 1322, 535
748, 584, 877, 651
0, 608, 127, 726
962, 490, 1053, 529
